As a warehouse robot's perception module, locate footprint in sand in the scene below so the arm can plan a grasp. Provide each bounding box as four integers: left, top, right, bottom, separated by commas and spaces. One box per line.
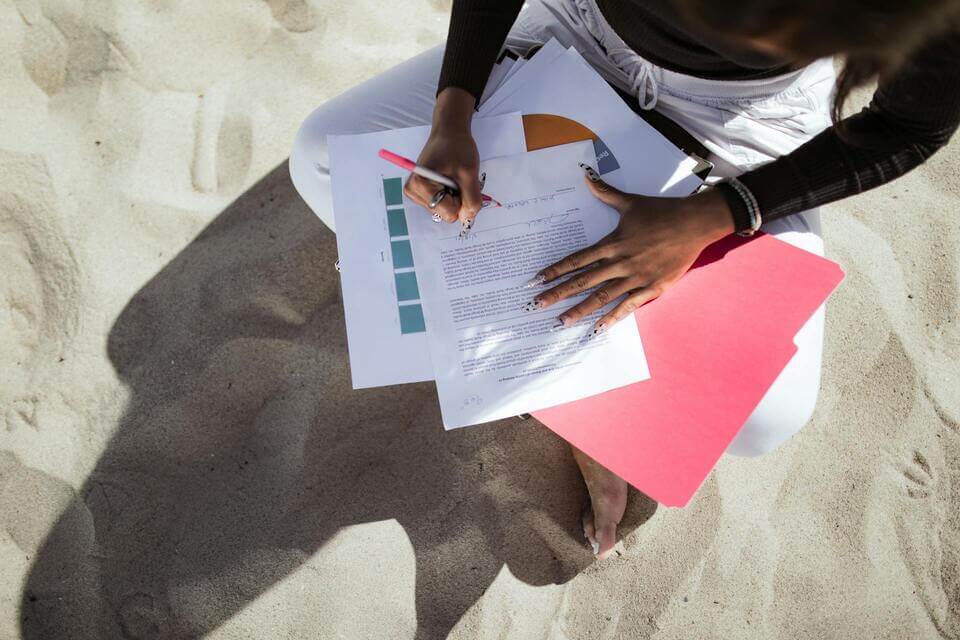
265, 0, 320, 32
191, 86, 254, 195
17, 6, 69, 95
3, 451, 102, 639
0, 151, 81, 431
902, 450, 935, 500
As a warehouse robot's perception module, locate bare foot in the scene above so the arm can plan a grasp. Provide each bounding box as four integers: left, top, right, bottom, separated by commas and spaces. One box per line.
571, 445, 627, 560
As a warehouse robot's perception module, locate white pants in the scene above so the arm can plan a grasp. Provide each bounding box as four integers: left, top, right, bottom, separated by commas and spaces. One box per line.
290, 0, 836, 457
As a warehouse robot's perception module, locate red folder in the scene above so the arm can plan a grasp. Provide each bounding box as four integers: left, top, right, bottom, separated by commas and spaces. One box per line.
533, 233, 845, 507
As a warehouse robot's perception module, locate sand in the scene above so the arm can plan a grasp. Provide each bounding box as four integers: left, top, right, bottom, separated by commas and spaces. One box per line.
1, 1, 958, 638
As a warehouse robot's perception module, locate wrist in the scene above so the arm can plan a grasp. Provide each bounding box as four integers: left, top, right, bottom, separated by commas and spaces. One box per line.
433, 87, 475, 134
683, 188, 736, 243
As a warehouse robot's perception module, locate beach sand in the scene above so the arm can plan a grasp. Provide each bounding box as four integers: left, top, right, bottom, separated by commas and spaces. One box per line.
1, 1, 958, 638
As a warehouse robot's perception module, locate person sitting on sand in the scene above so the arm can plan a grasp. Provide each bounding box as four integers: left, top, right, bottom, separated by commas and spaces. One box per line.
291, 0, 960, 559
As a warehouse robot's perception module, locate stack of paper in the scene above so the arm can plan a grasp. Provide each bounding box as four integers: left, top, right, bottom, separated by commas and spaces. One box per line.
327, 39, 703, 427
478, 40, 703, 197
316, 39, 845, 505
406, 141, 652, 428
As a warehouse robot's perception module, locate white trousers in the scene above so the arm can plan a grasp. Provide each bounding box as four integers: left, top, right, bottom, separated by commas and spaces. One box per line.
290, 0, 836, 457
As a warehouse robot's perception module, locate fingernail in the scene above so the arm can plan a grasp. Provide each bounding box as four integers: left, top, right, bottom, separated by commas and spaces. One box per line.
432, 213, 442, 223
580, 163, 601, 183
590, 539, 600, 555
524, 273, 546, 288
479, 172, 486, 188
550, 318, 566, 331
590, 322, 606, 337
520, 300, 542, 312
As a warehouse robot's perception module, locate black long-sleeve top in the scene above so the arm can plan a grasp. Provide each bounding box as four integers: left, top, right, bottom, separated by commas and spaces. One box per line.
437, 0, 960, 230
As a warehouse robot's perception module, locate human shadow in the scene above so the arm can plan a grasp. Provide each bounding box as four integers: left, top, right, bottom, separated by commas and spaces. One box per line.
20, 162, 657, 639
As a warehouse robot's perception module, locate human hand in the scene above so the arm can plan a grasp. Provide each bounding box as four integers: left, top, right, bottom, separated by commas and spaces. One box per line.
526, 165, 735, 332
403, 87, 483, 230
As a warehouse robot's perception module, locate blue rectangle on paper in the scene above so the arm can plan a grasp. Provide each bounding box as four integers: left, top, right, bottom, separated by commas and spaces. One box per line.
394, 271, 420, 301
593, 138, 620, 174
391, 240, 414, 269
387, 208, 408, 237
398, 304, 426, 334
383, 178, 404, 206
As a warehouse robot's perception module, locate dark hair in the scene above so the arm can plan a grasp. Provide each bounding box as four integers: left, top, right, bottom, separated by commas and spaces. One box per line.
677, 0, 960, 125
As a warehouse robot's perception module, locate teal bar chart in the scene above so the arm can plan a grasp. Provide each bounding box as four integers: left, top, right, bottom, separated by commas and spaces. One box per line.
382, 177, 426, 334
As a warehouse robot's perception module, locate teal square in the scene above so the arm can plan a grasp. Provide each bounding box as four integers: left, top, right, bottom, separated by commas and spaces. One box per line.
391, 240, 414, 269
387, 208, 408, 237
398, 304, 426, 334
394, 271, 420, 301
383, 178, 404, 206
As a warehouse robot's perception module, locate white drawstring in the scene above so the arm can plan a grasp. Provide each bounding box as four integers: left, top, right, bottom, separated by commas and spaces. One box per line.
606, 44, 660, 110
578, 0, 661, 110
629, 59, 659, 110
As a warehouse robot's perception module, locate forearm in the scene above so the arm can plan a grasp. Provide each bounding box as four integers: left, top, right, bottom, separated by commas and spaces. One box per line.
729, 32, 960, 227
433, 87, 475, 134
437, 0, 525, 105
734, 118, 951, 224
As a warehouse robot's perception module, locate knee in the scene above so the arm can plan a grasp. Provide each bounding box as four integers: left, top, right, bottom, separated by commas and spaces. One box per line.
289, 105, 336, 230
726, 385, 820, 458
292, 104, 334, 170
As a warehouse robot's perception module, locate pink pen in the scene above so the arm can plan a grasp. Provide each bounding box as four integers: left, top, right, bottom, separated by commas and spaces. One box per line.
378, 148, 501, 207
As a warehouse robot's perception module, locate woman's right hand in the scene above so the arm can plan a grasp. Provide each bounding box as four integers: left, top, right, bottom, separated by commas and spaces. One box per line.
403, 87, 483, 227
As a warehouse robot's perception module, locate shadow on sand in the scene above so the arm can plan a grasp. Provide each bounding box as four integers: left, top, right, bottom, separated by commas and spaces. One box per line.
20, 163, 656, 639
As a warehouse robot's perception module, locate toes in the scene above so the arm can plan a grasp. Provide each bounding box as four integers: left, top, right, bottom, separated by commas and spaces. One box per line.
582, 504, 598, 551
595, 521, 617, 560
583, 479, 627, 559
583, 504, 615, 558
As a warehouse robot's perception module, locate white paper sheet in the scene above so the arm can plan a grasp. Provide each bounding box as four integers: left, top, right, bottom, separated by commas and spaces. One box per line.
481, 42, 703, 198
328, 113, 526, 388
478, 39, 567, 116
407, 142, 651, 428
479, 58, 516, 106
495, 56, 525, 92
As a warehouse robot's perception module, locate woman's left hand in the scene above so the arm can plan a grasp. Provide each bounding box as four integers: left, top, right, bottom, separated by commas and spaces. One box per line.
527, 168, 736, 332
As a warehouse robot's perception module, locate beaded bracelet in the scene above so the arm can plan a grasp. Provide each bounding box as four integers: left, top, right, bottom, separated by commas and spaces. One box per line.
723, 177, 763, 237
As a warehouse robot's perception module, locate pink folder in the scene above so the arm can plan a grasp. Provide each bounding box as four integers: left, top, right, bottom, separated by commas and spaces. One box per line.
533, 233, 845, 507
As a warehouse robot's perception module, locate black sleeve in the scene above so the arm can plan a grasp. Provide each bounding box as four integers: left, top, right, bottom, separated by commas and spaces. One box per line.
727, 32, 960, 229
437, 0, 526, 105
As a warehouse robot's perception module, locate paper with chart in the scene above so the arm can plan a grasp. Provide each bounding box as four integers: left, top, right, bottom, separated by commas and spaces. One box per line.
406, 142, 651, 428
480, 40, 703, 199
325, 39, 705, 394
327, 113, 526, 388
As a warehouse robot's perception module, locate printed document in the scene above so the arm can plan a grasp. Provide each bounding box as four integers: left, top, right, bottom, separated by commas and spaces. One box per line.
407, 142, 650, 428
327, 113, 526, 388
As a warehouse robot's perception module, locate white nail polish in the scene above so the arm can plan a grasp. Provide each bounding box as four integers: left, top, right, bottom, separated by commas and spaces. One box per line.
525, 273, 546, 288
581, 164, 602, 183
458, 219, 472, 240
520, 300, 542, 312
591, 539, 600, 555
590, 323, 606, 337
550, 318, 566, 331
